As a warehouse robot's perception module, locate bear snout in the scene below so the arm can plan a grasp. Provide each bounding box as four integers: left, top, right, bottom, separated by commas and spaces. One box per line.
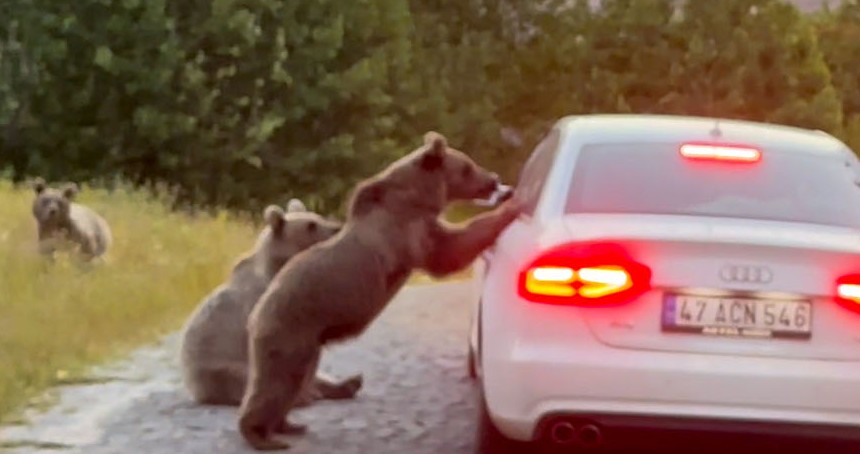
488, 179, 500, 191
39, 205, 60, 221
481, 176, 500, 195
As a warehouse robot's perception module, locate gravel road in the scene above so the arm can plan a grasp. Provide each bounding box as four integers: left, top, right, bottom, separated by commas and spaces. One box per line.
0, 281, 480, 454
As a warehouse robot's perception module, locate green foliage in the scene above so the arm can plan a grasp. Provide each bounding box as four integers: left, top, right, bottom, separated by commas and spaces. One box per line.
665, 0, 842, 132
1, 0, 858, 215
497, 0, 845, 171
2, 0, 185, 184
402, 0, 521, 179
815, 0, 860, 150
161, 0, 415, 212
2, 0, 414, 215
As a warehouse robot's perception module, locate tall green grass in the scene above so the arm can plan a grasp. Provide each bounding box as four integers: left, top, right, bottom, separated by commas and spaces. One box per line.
0, 180, 256, 421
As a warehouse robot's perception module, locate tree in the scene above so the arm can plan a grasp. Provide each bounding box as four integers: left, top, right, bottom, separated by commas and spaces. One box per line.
4, 0, 184, 184
662, 0, 842, 132
493, 0, 683, 178
163, 0, 415, 212
3, 0, 852, 214
4, 0, 416, 215
814, 0, 860, 151
402, 0, 528, 180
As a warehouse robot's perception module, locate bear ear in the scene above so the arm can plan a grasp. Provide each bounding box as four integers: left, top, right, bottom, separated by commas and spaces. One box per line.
419, 131, 447, 171
263, 204, 286, 232
286, 198, 307, 213
61, 182, 79, 200
423, 130, 447, 146
32, 177, 46, 195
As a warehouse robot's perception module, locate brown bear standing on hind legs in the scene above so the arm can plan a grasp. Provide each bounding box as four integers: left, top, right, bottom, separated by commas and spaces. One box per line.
30, 177, 112, 262
180, 199, 363, 409
237, 131, 525, 450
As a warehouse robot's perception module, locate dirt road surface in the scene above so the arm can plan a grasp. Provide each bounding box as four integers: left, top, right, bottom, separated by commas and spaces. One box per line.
0, 282, 479, 454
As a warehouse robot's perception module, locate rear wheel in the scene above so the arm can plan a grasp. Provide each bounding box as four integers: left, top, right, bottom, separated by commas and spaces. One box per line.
467, 345, 477, 379
474, 385, 529, 454
468, 303, 482, 380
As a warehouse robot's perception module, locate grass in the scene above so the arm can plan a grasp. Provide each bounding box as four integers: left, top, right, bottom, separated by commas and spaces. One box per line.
0, 180, 256, 422
0, 182, 484, 423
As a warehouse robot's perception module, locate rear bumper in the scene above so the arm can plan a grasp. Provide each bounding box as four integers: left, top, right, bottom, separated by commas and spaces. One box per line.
482, 344, 860, 442
531, 412, 860, 451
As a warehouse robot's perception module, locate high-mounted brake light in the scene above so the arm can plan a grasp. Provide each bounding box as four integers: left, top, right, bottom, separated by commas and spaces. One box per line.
835, 274, 860, 313
518, 242, 651, 306
679, 143, 762, 162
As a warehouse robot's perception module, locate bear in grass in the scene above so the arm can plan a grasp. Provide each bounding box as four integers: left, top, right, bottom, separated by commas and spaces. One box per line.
31, 177, 112, 262
237, 132, 525, 450
179, 199, 363, 409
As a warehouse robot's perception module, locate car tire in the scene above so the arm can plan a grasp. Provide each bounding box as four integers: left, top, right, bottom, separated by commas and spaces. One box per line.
467, 345, 477, 379
468, 303, 483, 380
474, 385, 529, 454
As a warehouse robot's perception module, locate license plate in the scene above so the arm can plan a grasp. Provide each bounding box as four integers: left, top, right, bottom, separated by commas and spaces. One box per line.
662, 294, 812, 339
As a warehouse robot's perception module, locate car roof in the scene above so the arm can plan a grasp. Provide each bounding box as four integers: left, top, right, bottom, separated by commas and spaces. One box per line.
555, 114, 851, 157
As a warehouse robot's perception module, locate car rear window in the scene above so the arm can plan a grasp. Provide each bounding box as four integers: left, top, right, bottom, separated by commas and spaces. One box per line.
565, 143, 860, 228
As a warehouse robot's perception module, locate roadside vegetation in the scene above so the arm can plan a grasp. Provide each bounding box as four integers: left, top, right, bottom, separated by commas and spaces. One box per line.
0, 180, 255, 420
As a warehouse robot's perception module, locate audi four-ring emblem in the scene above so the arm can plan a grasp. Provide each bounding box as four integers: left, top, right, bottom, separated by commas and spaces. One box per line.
719, 264, 773, 284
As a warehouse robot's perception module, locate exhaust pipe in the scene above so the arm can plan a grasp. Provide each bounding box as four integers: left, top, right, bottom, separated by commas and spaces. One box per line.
548, 421, 577, 445
577, 423, 603, 447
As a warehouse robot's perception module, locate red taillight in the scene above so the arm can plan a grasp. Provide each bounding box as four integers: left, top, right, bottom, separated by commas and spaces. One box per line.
679, 142, 762, 163
835, 274, 860, 313
518, 242, 651, 306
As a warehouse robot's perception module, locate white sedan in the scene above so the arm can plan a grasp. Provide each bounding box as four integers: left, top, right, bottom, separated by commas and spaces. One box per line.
468, 114, 860, 453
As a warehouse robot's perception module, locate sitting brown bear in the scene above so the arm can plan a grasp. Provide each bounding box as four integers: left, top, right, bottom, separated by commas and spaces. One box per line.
237, 132, 524, 450
31, 178, 112, 262
179, 200, 362, 410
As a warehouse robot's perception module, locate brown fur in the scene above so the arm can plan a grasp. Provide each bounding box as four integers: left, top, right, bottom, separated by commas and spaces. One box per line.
179, 200, 362, 409
30, 177, 112, 262
237, 132, 525, 450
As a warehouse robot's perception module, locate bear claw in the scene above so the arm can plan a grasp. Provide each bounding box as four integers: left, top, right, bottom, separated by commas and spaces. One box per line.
345, 374, 363, 395
274, 420, 307, 435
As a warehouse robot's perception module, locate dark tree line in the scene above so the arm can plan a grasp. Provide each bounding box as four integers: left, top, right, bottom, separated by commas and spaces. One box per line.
1, 0, 857, 215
